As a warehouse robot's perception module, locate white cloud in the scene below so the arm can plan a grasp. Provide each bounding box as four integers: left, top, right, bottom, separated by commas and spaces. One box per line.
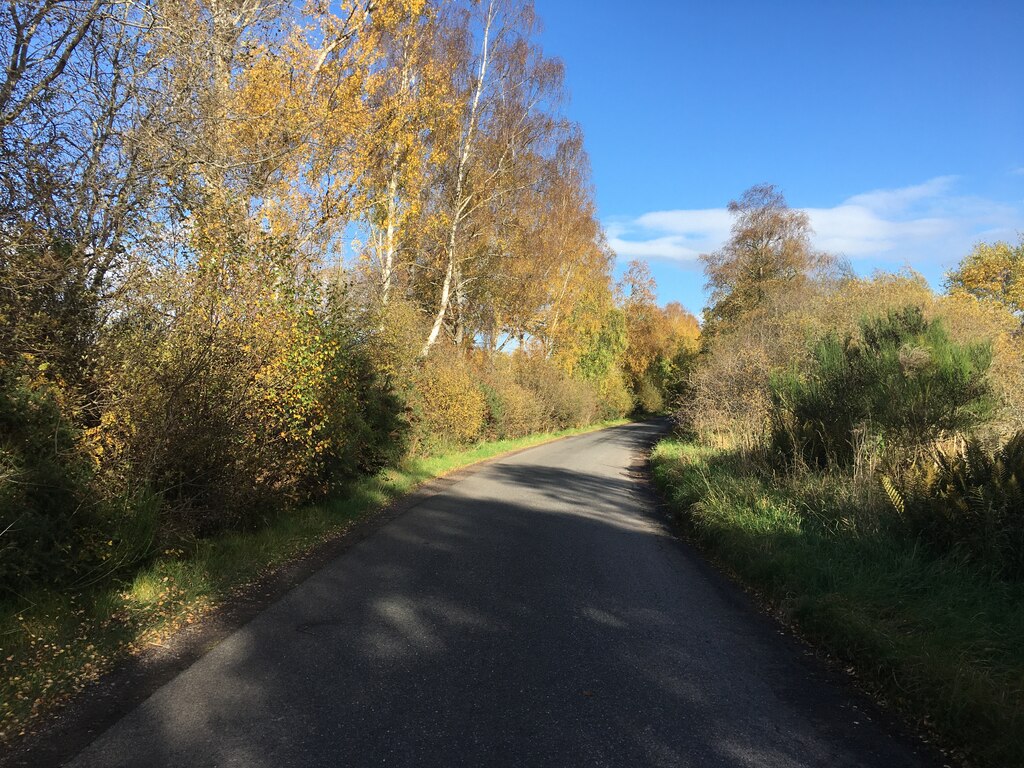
1011, 166, 1024, 176
607, 235, 703, 261
634, 208, 733, 235
606, 177, 1024, 270
804, 205, 952, 256
605, 209, 731, 264
844, 176, 957, 213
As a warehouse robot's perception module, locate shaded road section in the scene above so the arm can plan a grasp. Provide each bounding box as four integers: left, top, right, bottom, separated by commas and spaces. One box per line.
68, 422, 933, 767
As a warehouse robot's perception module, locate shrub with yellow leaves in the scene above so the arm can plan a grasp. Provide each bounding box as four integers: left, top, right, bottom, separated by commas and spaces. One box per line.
408, 349, 487, 451
478, 358, 545, 439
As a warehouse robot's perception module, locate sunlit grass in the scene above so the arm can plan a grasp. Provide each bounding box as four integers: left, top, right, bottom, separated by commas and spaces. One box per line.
650, 437, 1024, 768
0, 419, 627, 744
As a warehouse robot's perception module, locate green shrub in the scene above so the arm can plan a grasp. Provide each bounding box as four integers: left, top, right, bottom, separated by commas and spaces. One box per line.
319, 335, 408, 484
634, 375, 665, 415
0, 368, 90, 594
770, 306, 993, 469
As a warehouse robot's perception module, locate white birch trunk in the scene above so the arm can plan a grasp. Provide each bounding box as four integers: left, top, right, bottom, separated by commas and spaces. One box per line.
420, 0, 494, 357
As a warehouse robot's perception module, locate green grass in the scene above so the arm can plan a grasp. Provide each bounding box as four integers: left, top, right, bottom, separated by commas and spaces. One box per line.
650, 438, 1024, 768
0, 419, 627, 744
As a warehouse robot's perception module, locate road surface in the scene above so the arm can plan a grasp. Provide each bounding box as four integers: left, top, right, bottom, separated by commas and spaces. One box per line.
67, 422, 932, 767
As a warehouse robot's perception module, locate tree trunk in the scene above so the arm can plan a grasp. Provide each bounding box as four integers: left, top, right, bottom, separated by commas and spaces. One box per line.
420, 0, 494, 357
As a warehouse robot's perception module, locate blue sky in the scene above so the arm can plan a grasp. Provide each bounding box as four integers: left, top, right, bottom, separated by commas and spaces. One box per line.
535, 0, 1024, 316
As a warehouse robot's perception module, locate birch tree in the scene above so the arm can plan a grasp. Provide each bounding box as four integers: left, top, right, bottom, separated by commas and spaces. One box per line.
699, 184, 836, 339
354, 2, 450, 309
417, 0, 495, 355
946, 236, 1024, 324
419, 0, 564, 355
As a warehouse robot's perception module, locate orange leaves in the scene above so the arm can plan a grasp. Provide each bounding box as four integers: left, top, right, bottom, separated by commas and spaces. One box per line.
617, 260, 695, 387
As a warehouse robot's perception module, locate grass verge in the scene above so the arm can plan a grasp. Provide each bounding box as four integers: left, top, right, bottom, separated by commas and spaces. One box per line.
650, 438, 1024, 768
0, 419, 627, 745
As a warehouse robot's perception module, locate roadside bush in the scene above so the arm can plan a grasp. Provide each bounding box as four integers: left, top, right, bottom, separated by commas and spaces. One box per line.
478, 366, 545, 440
0, 368, 91, 594
681, 271, 936, 447
593, 367, 634, 420
937, 292, 1024, 436
409, 351, 487, 450
682, 327, 773, 447
514, 353, 597, 430
316, 303, 409, 484
95, 294, 291, 533
633, 375, 665, 415
366, 297, 432, 385
770, 307, 992, 470
89, 241, 411, 537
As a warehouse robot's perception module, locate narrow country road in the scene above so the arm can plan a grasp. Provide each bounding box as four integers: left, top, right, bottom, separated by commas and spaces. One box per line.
66, 422, 932, 767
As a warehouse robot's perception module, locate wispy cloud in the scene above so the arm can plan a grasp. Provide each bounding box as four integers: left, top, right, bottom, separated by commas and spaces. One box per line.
607, 177, 1024, 269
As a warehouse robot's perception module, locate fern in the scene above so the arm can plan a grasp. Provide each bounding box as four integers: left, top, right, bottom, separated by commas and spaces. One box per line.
886, 429, 1024, 580
880, 475, 904, 515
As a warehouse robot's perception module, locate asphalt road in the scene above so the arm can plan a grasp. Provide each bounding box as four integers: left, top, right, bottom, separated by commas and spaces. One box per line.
66, 422, 933, 767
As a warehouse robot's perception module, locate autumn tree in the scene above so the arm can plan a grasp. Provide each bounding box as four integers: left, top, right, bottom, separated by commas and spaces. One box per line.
0, 0, 637, 592
464, 131, 613, 358
0, 0, 168, 589
416, 0, 498, 355
0, 0, 159, 388
946, 236, 1024, 324
618, 259, 658, 386
529, 137, 614, 358
615, 260, 700, 411
417, 0, 567, 355
700, 184, 835, 340
85, 0, 413, 528
351, 1, 452, 311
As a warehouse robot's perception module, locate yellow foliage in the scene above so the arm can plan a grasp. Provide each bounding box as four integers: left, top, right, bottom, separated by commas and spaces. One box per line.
411, 352, 487, 447
477, 358, 545, 439
937, 292, 1024, 436
513, 352, 598, 430
685, 271, 934, 446
946, 237, 1024, 320
687, 264, 1024, 447
593, 366, 634, 420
